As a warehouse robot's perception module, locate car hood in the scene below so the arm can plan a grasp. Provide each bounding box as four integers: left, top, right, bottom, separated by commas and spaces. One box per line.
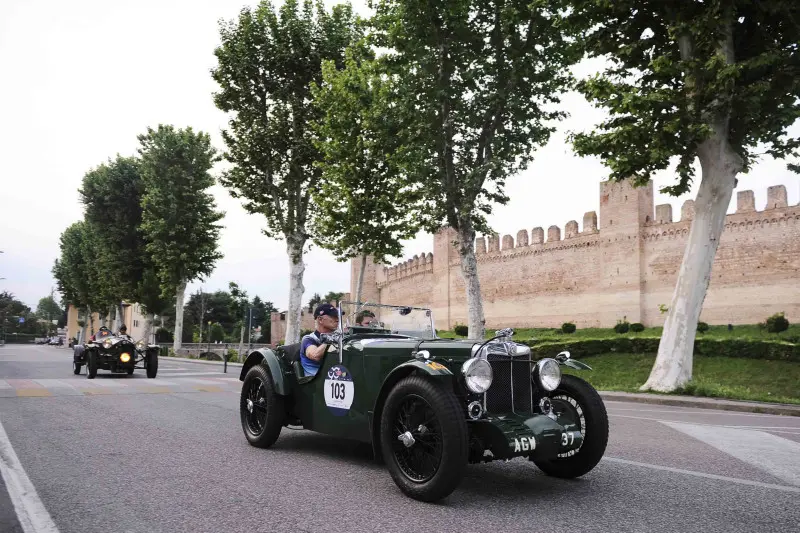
352, 337, 480, 362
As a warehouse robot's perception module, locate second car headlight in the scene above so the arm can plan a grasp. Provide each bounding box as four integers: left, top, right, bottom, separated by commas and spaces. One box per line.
102, 339, 112, 349
136, 340, 145, 349
533, 358, 562, 391
461, 357, 493, 393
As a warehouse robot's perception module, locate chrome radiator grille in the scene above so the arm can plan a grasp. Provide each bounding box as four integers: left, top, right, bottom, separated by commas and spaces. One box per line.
485, 353, 533, 414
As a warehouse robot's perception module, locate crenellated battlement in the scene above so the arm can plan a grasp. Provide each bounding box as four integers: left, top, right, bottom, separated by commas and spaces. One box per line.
353, 179, 799, 329
376, 182, 798, 268
382, 252, 434, 283
643, 184, 799, 241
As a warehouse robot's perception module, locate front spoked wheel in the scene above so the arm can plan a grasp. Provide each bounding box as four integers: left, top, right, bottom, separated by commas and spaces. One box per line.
380, 376, 467, 502
86, 351, 98, 379
532, 374, 608, 478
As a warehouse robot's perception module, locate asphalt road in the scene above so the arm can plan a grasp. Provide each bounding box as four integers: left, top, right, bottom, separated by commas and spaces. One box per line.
1, 344, 798, 533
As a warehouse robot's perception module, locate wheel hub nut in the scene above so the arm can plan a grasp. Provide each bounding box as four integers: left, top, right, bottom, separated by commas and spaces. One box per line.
246, 399, 254, 413
398, 431, 415, 448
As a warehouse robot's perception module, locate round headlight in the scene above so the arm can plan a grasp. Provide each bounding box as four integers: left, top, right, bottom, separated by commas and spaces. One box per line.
136, 340, 145, 349
102, 339, 112, 349
120, 353, 131, 363
461, 357, 493, 394
534, 358, 562, 391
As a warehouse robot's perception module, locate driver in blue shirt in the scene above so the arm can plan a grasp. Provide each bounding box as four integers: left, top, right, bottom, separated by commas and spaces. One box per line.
299, 303, 339, 376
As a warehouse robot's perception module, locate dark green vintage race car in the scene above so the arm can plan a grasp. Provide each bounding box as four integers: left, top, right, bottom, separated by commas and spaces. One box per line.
238, 301, 608, 502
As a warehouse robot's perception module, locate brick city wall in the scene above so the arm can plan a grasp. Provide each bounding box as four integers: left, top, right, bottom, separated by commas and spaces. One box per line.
351, 179, 800, 330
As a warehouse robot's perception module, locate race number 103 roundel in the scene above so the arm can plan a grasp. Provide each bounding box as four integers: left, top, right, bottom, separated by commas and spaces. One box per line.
324, 365, 354, 416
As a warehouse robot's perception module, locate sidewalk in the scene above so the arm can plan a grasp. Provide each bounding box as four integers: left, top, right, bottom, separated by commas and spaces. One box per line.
162, 355, 243, 369
600, 390, 800, 417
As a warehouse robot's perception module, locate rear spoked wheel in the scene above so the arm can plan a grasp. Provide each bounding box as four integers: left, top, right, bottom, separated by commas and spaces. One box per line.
240, 365, 284, 448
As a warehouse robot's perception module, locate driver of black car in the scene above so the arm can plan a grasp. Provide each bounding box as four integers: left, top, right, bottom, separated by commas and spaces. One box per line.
91, 326, 112, 341
117, 324, 130, 337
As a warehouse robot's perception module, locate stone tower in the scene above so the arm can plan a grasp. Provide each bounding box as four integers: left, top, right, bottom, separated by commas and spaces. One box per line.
430, 226, 459, 330
597, 179, 654, 323
349, 255, 381, 305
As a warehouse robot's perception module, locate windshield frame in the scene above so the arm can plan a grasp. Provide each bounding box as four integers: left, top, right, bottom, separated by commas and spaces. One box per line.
335, 300, 436, 339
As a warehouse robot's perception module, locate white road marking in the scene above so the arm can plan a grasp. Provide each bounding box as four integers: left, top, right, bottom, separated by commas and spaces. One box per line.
157, 372, 235, 378
0, 419, 60, 532
32, 380, 75, 389
606, 404, 792, 418
662, 421, 800, 487
177, 378, 232, 385
609, 413, 800, 433
603, 457, 800, 494
0, 380, 10, 389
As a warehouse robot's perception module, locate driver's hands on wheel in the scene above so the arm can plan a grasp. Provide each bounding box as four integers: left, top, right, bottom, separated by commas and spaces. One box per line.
318, 332, 341, 345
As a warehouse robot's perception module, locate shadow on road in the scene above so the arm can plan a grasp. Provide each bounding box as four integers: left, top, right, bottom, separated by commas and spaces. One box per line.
267, 429, 595, 505
270, 432, 381, 468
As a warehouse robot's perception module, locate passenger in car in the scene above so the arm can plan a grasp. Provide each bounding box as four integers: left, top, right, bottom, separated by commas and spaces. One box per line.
299, 303, 339, 376
355, 310, 376, 326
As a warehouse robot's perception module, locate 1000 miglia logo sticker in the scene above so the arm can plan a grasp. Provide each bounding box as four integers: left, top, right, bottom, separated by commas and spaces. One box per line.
324, 365, 354, 416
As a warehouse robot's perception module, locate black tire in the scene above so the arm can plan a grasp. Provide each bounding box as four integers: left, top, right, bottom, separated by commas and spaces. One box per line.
86, 351, 98, 379
380, 376, 468, 502
532, 374, 608, 478
146, 351, 158, 378
240, 364, 284, 448
73, 362, 82, 375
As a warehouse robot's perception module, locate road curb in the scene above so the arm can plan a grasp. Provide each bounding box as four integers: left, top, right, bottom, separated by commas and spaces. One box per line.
599, 391, 800, 416
162, 356, 243, 369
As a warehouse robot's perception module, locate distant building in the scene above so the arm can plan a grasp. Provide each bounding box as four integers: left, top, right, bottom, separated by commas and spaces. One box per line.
65, 302, 151, 343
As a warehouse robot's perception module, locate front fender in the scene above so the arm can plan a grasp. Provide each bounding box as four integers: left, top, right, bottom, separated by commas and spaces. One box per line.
73, 345, 85, 362
392, 358, 455, 378
239, 349, 288, 395
560, 358, 592, 371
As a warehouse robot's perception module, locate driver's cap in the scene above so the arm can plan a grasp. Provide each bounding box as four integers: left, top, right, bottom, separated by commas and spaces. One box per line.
314, 303, 338, 319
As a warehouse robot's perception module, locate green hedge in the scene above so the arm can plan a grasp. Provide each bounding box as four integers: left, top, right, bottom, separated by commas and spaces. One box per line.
519, 337, 800, 362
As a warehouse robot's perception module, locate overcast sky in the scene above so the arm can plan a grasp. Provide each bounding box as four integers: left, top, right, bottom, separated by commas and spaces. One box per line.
1, 0, 797, 312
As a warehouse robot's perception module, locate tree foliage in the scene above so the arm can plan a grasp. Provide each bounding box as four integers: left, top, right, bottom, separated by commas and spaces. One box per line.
228, 282, 249, 321
307, 292, 322, 312
184, 290, 235, 336
566, 0, 800, 392
323, 291, 345, 304
52, 222, 93, 311
569, 0, 800, 192
370, 0, 577, 234
211, 0, 360, 343
0, 292, 39, 335
368, 0, 578, 337
35, 296, 63, 323
310, 42, 421, 264
137, 124, 224, 294
211, 0, 359, 249
78, 156, 146, 302
249, 295, 277, 341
